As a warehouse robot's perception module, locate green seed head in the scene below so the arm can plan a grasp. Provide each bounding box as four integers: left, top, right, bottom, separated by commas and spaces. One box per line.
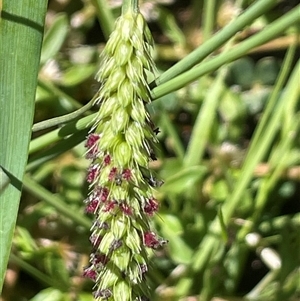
83, 7, 165, 301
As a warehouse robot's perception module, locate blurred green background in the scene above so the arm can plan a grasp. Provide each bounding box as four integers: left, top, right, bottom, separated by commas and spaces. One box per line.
1, 0, 299, 301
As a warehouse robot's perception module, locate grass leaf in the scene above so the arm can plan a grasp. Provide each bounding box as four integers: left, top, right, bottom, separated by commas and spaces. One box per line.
0, 1, 48, 290
40, 13, 68, 65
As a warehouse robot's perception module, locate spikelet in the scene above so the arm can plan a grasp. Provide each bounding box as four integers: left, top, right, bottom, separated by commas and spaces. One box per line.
83, 8, 165, 301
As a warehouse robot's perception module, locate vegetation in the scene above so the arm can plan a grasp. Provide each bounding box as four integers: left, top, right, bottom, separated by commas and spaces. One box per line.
0, 0, 299, 300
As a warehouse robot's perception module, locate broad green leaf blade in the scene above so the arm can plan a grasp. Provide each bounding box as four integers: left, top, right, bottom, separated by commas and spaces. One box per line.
40, 13, 69, 65
0, 0, 48, 291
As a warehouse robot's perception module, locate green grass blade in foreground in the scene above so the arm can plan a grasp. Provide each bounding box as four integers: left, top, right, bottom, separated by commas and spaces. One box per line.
0, 1, 48, 290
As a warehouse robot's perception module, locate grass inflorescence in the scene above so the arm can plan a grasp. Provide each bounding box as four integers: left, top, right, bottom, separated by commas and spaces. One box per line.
83, 7, 164, 301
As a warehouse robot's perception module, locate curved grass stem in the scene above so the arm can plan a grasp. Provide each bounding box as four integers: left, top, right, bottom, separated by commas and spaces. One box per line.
32, 96, 96, 132
192, 58, 300, 274
152, 5, 300, 99
155, 0, 278, 86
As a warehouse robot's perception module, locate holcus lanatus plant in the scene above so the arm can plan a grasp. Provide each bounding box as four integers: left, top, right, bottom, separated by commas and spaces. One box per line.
83, 3, 165, 301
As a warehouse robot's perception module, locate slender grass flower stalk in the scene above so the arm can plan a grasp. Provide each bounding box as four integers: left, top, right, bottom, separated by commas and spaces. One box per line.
83, 5, 165, 301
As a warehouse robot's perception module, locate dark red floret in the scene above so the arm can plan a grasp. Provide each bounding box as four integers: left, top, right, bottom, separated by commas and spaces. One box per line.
140, 263, 148, 275
87, 164, 100, 183
89, 186, 109, 203
103, 200, 117, 212
122, 168, 132, 180
108, 167, 118, 181
83, 266, 97, 281
85, 199, 100, 214
92, 253, 109, 265
85, 134, 100, 148
120, 202, 133, 215
110, 239, 123, 251
143, 231, 160, 249
103, 154, 111, 165
98, 221, 110, 230
85, 148, 99, 160
143, 197, 159, 216
100, 187, 109, 202
92, 220, 110, 231
85, 134, 100, 159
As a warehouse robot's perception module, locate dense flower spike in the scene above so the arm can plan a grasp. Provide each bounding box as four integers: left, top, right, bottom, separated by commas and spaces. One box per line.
83, 6, 165, 301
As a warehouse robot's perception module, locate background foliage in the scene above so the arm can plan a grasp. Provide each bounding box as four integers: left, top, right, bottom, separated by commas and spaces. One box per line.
1, 0, 299, 301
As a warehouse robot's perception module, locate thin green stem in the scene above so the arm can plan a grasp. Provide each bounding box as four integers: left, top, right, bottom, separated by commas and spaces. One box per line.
155, 0, 278, 86
202, 0, 216, 42
29, 114, 94, 154
192, 58, 300, 273
244, 41, 297, 156
122, 0, 139, 14
91, 0, 115, 40
10, 253, 67, 290
238, 115, 300, 240
245, 270, 280, 299
32, 95, 96, 132
23, 175, 91, 229
151, 5, 300, 99
183, 67, 226, 167
223, 59, 300, 224
160, 113, 185, 160
184, 32, 237, 167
